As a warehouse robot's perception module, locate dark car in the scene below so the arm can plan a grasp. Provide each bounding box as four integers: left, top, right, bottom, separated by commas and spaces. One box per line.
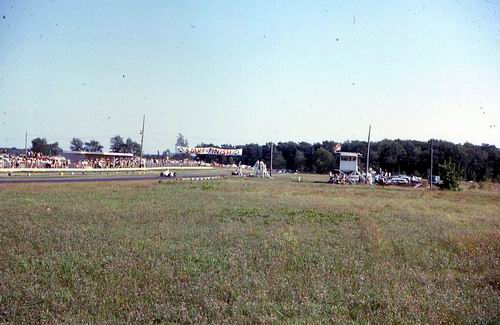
429, 175, 443, 185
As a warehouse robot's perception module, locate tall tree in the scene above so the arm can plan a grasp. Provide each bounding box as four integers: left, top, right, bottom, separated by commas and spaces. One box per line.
70, 138, 84, 151
182, 138, 500, 181
162, 149, 171, 157
125, 138, 141, 155
110, 135, 125, 153
272, 150, 287, 169
314, 147, 334, 173
83, 140, 103, 152
176, 133, 189, 148
439, 159, 462, 191
31, 138, 62, 156
241, 143, 262, 166
295, 150, 306, 172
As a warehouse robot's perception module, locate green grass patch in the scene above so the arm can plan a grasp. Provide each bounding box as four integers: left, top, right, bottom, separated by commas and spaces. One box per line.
220, 207, 356, 224
0, 178, 499, 323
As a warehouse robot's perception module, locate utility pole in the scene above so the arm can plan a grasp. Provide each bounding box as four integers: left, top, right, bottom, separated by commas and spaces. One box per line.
430, 140, 433, 190
366, 124, 371, 183
139, 114, 145, 161
25, 131, 28, 157
270, 142, 273, 177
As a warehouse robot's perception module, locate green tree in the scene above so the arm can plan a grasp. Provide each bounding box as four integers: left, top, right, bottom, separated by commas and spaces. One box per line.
379, 140, 406, 174
439, 159, 461, 191
241, 143, 262, 165
70, 138, 84, 151
272, 150, 287, 169
31, 138, 62, 156
110, 135, 125, 152
162, 149, 171, 157
176, 133, 188, 148
83, 140, 103, 152
110, 135, 140, 155
125, 138, 141, 155
314, 147, 334, 173
295, 150, 306, 172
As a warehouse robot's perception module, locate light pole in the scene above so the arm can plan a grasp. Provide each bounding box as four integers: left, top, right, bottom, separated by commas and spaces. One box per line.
430, 140, 433, 190
366, 125, 371, 183
139, 114, 145, 161
270, 142, 273, 177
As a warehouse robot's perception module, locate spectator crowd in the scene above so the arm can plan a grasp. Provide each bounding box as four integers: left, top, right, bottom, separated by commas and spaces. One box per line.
0, 153, 203, 169
0, 153, 69, 169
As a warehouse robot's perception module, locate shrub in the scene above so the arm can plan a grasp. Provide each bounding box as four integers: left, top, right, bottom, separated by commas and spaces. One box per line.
439, 159, 462, 191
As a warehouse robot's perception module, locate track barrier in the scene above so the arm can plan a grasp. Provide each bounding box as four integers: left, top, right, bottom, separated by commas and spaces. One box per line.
0, 166, 213, 176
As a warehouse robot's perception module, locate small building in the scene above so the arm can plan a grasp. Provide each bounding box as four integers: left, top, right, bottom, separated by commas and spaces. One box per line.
337, 152, 362, 174
62, 151, 134, 167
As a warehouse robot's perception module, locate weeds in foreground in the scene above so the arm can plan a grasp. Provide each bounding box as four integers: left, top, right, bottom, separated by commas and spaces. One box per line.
0, 178, 498, 323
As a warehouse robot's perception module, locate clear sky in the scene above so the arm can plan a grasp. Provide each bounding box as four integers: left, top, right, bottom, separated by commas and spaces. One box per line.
0, 0, 499, 153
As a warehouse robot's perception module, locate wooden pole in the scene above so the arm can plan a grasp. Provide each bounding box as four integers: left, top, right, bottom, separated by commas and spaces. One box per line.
430, 140, 433, 190
139, 115, 145, 160
366, 125, 371, 183
270, 142, 273, 177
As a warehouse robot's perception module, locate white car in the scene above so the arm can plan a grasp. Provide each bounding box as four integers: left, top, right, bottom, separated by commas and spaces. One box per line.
390, 177, 409, 185
160, 170, 177, 178
411, 176, 422, 183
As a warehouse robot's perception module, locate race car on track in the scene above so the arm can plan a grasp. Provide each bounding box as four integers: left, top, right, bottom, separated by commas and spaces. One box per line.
160, 170, 177, 178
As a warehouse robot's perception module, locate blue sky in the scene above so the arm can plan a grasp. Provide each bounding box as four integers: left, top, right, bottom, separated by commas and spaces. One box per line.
0, 0, 499, 152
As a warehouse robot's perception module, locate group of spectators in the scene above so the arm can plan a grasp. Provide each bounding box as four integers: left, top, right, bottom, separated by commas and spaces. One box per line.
0, 153, 204, 169
0, 153, 69, 169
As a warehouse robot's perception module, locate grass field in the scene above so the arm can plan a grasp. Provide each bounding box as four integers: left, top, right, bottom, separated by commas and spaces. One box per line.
1, 175, 499, 323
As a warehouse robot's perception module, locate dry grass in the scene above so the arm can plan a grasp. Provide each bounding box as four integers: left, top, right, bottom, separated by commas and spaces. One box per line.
0, 176, 499, 323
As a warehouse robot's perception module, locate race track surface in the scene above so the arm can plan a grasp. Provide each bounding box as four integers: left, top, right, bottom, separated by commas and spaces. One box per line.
0, 173, 226, 184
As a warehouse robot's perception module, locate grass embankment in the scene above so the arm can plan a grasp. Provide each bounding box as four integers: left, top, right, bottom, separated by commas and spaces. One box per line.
0, 176, 499, 323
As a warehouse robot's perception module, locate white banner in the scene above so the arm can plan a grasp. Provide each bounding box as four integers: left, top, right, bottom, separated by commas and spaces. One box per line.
176, 146, 243, 156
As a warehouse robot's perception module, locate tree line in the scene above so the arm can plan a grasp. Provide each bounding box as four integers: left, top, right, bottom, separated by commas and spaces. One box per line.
196, 139, 500, 182
69, 136, 142, 155
0, 136, 142, 157
2, 135, 498, 182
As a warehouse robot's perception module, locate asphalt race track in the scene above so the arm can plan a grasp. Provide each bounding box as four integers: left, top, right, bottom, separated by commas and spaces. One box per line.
0, 173, 227, 184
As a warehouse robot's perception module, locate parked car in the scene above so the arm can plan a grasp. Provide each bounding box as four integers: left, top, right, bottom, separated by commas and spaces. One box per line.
411, 176, 422, 183
390, 177, 409, 185
429, 175, 442, 185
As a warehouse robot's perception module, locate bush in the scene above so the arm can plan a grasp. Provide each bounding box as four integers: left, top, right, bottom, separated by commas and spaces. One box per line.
439, 159, 462, 191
